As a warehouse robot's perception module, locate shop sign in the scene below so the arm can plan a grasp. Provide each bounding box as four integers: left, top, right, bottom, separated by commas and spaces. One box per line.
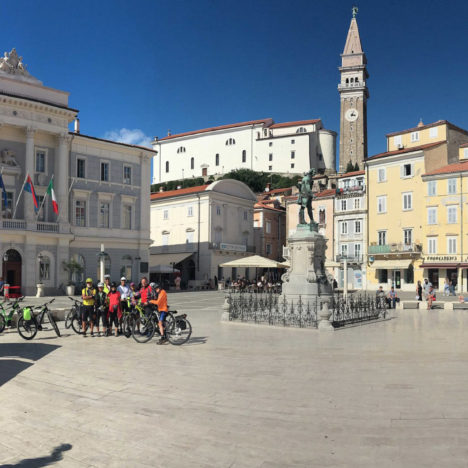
220, 243, 247, 253
423, 255, 458, 262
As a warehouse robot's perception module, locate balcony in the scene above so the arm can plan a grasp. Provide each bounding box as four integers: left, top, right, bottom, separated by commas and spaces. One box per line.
335, 254, 364, 263
368, 243, 422, 255
1, 219, 60, 233
337, 81, 366, 91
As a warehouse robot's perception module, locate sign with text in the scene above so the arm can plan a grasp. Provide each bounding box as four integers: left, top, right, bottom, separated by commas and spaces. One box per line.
423, 256, 458, 262
220, 243, 247, 253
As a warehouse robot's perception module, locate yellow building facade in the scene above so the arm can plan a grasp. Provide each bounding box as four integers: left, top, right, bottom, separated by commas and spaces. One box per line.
366, 120, 468, 291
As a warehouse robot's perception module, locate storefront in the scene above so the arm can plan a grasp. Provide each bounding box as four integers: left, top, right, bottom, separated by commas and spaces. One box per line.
420, 258, 464, 292
370, 259, 415, 290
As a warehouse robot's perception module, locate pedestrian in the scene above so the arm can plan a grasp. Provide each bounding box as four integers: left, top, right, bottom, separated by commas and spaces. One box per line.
174, 275, 181, 291
416, 280, 422, 301
387, 286, 397, 309
444, 278, 450, 296
422, 278, 432, 300
376, 285, 385, 308
333, 278, 338, 289
118, 276, 130, 332
81, 278, 96, 337
149, 283, 169, 345
94, 282, 108, 336
427, 286, 436, 310
107, 282, 121, 336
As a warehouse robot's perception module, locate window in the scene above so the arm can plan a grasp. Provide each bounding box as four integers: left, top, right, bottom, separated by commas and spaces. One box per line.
215, 154, 219, 166
401, 163, 413, 178
266, 244, 272, 255
341, 200, 347, 211
225, 138, 236, 145
447, 206, 457, 224
427, 180, 437, 196
394, 135, 402, 147
429, 127, 438, 138
35, 150, 46, 173
188, 206, 193, 217
319, 209, 325, 224
402, 192, 413, 211
163, 210, 168, 220
1, 191, 13, 215
378, 168, 386, 182
37, 195, 45, 221
242, 150, 246, 163
100, 162, 109, 181
186, 230, 194, 246
296, 127, 307, 133
266, 220, 271, 234
341, 221, 348, 235
464, 148, 468, 160
354, 244, 361, 259
75, 200, 86, 226
341, 244, 348, 257
39, 256, 50, 281
99, 203, 110, 228
123, 165, 132, 185
427, 207, 437, 225
355, 220, 361, 233
404, 229, 412, 245
427, 237, 437, 254
243, 210, 248, 221
177, 146, 186, 153
268, 166, 272, 171
378, 230, 387, 245
354, 198, 360, 209
411, 131, 419, 142
291, 151, 295, 159
291, 163, 295, 169
377, 196, 387, 213
214, 229, 222, 244
447, 236, 457, 254
291, 139, 295, 144
269, 153, 273, 161
120, 255, 132, 280
448, 178, 457, 194
165, 161, 169, 173
77, 158, 85, 178
162, 231, 169, 246
269, 142, 273, 147
123, 205, 132, 229
190, 157, 194, 170
216, 206, 221, 216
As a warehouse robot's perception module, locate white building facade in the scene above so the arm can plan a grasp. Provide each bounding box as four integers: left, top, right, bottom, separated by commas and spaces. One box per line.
149, 179, 257, 287
333, 171, 367, 289
151, 119, 336, 184
0, 49, 153, 295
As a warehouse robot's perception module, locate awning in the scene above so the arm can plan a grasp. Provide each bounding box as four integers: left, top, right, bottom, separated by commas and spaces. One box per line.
150, 265, 180, 274
220, 255, 289, 269
149, 252, 193, 269
371, 259, 412, 270
420, 263, 460, 269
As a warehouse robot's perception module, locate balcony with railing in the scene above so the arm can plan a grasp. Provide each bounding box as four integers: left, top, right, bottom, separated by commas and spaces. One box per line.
1, 219, 60, 233
368, 243, 422, 255
335, 254, 364, 263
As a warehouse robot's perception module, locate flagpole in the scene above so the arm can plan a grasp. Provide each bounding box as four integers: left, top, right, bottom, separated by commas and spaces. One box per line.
12, 173, 28, 219
36, 174, 54, 221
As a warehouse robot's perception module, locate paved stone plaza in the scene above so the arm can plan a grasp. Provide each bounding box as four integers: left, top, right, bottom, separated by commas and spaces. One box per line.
2, 291, 468, 467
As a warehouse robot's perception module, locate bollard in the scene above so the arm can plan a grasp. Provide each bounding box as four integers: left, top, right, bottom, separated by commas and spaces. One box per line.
221, 293, 231, 321
318, 300, 334, 331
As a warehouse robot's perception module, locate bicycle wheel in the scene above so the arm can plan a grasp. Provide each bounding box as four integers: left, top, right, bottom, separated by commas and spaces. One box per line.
48, 312, 61, 337
0, 314, 5, 333
64, 308, 75, 329
131, 315, 156, 343
166, 315, 192, 345
17, 317, 38, 340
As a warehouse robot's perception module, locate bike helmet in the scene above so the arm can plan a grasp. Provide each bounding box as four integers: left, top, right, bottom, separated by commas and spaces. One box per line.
153, 282, 160, 289
111, 282, 117, 288
150, 282, 156, 289
86, 278, 93, 283
104, 274, 111, 279
97, 282, 104, 288
130, 282, 135, 287
120, 276, 126, 281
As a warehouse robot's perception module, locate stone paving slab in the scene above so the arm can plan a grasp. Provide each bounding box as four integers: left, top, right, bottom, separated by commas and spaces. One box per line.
2, 291, 468, 466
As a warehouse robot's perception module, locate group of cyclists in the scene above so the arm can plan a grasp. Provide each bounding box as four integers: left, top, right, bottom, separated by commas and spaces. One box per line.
81, 275, 168, 344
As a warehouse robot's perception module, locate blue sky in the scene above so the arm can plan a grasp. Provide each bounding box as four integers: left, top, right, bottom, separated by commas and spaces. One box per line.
1, 0, 467, 160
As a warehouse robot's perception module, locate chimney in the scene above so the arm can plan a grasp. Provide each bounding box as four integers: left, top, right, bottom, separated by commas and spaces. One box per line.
154, 136, 158, 142
167, 130, 172, 136
265, 183, 271, 192
417, 118, 424, 128
74, 118, 80, 133
176, 185, 182, 190
159, 186, 164, 193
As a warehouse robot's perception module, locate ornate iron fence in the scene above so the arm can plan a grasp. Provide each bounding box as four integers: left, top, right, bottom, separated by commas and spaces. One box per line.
227, 292, 386, 329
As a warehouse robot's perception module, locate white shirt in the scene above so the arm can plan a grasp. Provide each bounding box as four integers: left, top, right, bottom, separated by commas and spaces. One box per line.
118, 284, 131, 299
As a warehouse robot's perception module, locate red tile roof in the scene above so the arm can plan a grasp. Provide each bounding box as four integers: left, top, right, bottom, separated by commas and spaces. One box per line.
269, 187, 293, 193
254, 203, 285, 212
460, 143, 468, 148
367, 141, 445, 161
337, 170, 365, 178
386, 120, 468, 137
269, 119, 320, 129
150, 185, 209, 200
314, 189, 336, 198
423, 160, 468, 177
158, 119, 273, 141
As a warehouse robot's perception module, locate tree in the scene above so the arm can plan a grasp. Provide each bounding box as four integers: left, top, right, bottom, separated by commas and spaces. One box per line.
354, 162, 360, 171
345, 161, 355, 173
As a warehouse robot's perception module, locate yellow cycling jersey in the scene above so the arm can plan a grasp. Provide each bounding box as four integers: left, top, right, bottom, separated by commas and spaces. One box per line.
82, 287, 96, 306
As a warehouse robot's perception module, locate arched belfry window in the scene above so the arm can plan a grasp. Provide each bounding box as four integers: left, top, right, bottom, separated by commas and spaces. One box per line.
296, 127, 307, 134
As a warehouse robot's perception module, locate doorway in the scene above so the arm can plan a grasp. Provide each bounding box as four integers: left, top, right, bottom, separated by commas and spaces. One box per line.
447, 268, 457, 289
2, 249, 22, 288
428, 269, 439, 289
393, 270, 401, 289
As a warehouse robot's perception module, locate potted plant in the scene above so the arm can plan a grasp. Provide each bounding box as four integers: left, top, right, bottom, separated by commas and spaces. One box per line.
62, 259, 84, 296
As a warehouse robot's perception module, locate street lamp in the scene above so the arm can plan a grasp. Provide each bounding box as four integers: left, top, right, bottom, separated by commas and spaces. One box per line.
37, 253, 44, 282
97, 244, 109, 283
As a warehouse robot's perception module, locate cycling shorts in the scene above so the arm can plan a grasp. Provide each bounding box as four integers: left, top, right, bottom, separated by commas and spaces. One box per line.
158, 312, 167, 322
82, 305, 95, 322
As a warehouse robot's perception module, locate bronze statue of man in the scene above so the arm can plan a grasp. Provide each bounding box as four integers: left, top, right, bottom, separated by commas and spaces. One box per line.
297, 169, 317, 227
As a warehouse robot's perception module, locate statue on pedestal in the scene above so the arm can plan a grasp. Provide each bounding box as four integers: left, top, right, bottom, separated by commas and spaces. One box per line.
296, 168, 318, 231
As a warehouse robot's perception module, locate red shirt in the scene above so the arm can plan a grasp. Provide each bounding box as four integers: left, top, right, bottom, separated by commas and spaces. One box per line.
108, 290, 121, 318
140, 285, 151, 303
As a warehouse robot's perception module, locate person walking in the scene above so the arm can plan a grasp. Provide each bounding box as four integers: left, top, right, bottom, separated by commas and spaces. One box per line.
416, 280, 423, 301
81, 278, 96, 337
94, 282, 108, 336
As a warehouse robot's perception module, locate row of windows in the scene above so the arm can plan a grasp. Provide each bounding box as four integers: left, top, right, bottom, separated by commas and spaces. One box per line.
76, 158, 132, 185
74, 200, 133, 229
161, 206, 249, 220
377, 193, 413, 213
340, 220, 362, 235
268, 139, 296, 147
377, 163, 414, 182
377, 229, 413, 246
165, 151, 248, 173
427, 206, 459, 224
393, 127, 439, 147
337, 198, 361, 211
427, 179, 458, 196
340, 243, 362, 258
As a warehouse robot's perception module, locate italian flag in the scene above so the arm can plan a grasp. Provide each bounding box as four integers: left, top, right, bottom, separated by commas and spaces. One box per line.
47, 178, 59, 214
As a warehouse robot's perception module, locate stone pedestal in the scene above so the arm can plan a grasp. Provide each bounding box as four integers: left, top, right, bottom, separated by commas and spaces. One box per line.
282, 225, 333, 305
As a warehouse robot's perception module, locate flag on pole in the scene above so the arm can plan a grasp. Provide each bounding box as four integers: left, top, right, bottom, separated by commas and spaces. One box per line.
0, 173, 7, 210
24, 174, 39, 213
46, 177, 58, 214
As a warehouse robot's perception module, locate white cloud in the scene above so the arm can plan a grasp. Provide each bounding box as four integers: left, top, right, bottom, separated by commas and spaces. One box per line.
104, 128, 152, 147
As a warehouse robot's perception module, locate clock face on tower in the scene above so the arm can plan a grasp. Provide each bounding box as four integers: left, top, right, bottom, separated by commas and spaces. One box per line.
345, 108, 359, 122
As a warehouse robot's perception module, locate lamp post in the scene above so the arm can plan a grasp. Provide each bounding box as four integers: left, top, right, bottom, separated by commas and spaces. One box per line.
135, 255, 141, 284
97, 244, 108, 284
36, 253, 44, 297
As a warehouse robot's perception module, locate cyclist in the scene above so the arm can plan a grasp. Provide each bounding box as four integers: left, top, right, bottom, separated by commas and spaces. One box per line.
94, 282, 108, 337
81, 278, 96, 337
107, 282, 121, 336
118, 276, 130, 333
103, 274, 111, 294
149, 283, 168, 345
139, 277, 154, 315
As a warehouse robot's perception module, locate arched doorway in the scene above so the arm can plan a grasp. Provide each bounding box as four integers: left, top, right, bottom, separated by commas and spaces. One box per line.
2, 249, 22, 288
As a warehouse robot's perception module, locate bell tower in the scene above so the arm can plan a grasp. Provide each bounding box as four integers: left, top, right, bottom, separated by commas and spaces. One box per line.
338, 7, 369, 173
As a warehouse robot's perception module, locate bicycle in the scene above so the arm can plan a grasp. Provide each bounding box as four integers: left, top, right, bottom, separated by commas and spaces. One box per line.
65, 297, 84, 335
0, 296, 25, 333
17, 298, 60, 340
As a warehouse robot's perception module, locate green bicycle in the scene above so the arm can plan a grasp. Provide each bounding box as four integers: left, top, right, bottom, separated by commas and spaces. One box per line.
0, 296, 25, 333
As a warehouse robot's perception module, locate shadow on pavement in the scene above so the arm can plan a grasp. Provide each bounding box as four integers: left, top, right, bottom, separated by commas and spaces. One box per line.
2, 443, 72, 467
0, 342, 60, 387
185, 336, 208, 346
